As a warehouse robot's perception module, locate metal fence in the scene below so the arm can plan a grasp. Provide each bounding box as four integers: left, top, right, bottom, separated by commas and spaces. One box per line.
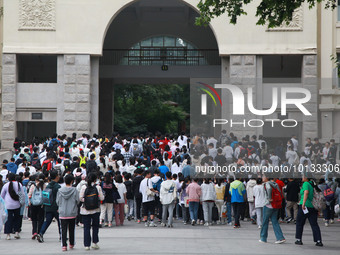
100, 48, 220, 66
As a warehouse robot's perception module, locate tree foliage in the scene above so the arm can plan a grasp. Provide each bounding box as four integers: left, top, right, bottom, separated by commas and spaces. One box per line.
114, 84, 189, 135
196, 0, 337, 28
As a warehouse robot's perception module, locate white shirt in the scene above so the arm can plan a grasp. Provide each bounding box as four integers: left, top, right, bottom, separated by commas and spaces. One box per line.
0, 169, 9, 179
253, 184, 267, 208
16, 166, 26, 175
116, 183, 127, 204
171, 163, 182, 175
206, 137, 217, 148
177, 136, 188, 149
28, 166, 37, 175
223, 146, 234, 159
291, 138, 298, 151
270, 155, 280, 167
139, 178, 155, 203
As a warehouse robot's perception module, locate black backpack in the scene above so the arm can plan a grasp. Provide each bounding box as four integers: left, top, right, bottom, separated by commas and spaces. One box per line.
84, 184, 99, 210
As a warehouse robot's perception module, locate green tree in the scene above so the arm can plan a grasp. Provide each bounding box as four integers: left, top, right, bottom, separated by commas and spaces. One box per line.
114, 84, 189, 135
196, 0, 337, 28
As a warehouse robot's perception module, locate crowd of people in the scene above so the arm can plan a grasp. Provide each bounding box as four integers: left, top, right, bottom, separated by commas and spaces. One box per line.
0, 131, 339, 251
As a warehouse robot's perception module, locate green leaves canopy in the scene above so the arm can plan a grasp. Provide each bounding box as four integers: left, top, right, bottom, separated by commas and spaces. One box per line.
196, 0, 337, 28
114, 84, 189, 135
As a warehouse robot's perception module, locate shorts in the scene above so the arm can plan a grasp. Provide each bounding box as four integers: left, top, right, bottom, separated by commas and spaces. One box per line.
142, 201, 155, 217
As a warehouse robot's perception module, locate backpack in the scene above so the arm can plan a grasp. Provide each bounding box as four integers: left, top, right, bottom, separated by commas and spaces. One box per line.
54, 165, 63, 176
153, 178, 163, 192
264, 183, 282, 209
42, 187, 54, 206
84, 185, 99, 210
310, 182, 326, 211
132, 144, 140, 156
63, 159, 71, 172
239, 147, 247, 158
323, 184, 335, 202
31, 185, 43, 206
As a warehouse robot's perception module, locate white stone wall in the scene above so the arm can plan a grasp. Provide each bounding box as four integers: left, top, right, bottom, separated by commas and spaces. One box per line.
1, 54, 16, 150
61, 55, 92, 137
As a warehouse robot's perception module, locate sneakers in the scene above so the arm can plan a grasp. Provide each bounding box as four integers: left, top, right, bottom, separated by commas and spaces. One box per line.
62, 247, 67, 252
161, 223, 166, 227
295, 240, 303, 245
259, 240, 267, 243
37, 234, 44, 243
108, 222, 112, 228
227, 222, 232, 226
200, 220, 204, 225
325, 222, 329, 227
191, 220, 195, 226
204, 222, 209, 227
85, 247, 90, 251
145, 222, 149, 227
330, 219, 334, 224
14, 233, 20, 239
32, 233, 38, 240
149, 222, 157, 227
258, 225, 262, 229
315, 241, 323, 247
91, 243, 100, 250
69, 245, 74, 250
287, 217, 293, 223
275, 239, 286, 244
167, 224, 173, 228
137, 219, 141, 224
6, 234, 11, 240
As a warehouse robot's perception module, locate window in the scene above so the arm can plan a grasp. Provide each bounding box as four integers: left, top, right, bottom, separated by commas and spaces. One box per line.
18, 54, 57, 83
263, 55, 302, 83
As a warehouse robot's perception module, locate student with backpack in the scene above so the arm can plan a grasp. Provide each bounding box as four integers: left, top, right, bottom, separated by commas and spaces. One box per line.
114, 175, 127, 226
28, 173, 46, 240
259, 174, 285, 244
160, 172, 177, 227
295, 176, 323, 247
100, 172, 114, 227
56, 174, 79, 252
318, 178, 336, 226
37, 170, 61, 243
79, 172, 104, 251
124, 173, 134, 221
0, 173, 24, 240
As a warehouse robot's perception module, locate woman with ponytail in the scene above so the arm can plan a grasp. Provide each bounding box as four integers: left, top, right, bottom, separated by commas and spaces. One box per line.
28, 174, 46, 240
0, 173, 23, 240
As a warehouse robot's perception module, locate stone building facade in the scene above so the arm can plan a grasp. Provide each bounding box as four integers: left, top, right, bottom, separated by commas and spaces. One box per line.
0, 0, 339, 150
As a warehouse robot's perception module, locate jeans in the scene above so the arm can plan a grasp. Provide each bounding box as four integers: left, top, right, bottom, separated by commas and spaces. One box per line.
113, 203, 125, 226
60, 218, 76, 247
181, 204, 189, 223
260, 206, 285, 242
162, 202, 175, 225
82, 213, 100, 247
135, 196, 142, 220
226, 202, 232, 223
295, 206, 322, 242
155, 196, 162, 220
232, 202, 243, 226
127, 199, 134, 217
189, 201, 199, 222
202, 201, 214, 223
4, 208, 20, 234
323, 200, 335, 221
255, 207, 263, 227
40, 211, 61, 237
30, 205, 44, 235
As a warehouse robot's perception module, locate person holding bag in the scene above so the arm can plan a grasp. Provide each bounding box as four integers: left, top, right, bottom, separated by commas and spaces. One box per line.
0, 173, 23, 240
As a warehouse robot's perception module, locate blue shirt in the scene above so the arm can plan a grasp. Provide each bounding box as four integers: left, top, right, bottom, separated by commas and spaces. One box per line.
159, 165, 170, 176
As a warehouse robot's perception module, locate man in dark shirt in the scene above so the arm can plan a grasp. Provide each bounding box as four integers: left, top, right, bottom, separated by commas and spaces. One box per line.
132, 169, 144, 223
215, 148, 227, 166
284, 178, 300, 223
85, 154, 97, 175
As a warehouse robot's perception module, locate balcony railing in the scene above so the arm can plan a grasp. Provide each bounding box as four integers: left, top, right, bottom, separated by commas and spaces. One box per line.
100, 48, 220, 66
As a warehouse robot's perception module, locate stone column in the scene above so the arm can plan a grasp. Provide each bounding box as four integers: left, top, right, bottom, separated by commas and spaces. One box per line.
228, 55, 258, 138
90, 57, 99, 135
302, 55, 318, 143
61, 55, 91, 137
1, 54, 17, 150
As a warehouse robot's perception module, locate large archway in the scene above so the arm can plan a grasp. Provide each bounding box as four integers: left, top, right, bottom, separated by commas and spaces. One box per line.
99, 0, 221, 135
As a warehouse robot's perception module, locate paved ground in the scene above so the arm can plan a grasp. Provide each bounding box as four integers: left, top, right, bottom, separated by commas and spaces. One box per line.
0, 218, 339, 255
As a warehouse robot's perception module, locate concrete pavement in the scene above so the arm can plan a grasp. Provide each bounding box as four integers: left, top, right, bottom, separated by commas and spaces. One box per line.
0, 218, 339, 255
